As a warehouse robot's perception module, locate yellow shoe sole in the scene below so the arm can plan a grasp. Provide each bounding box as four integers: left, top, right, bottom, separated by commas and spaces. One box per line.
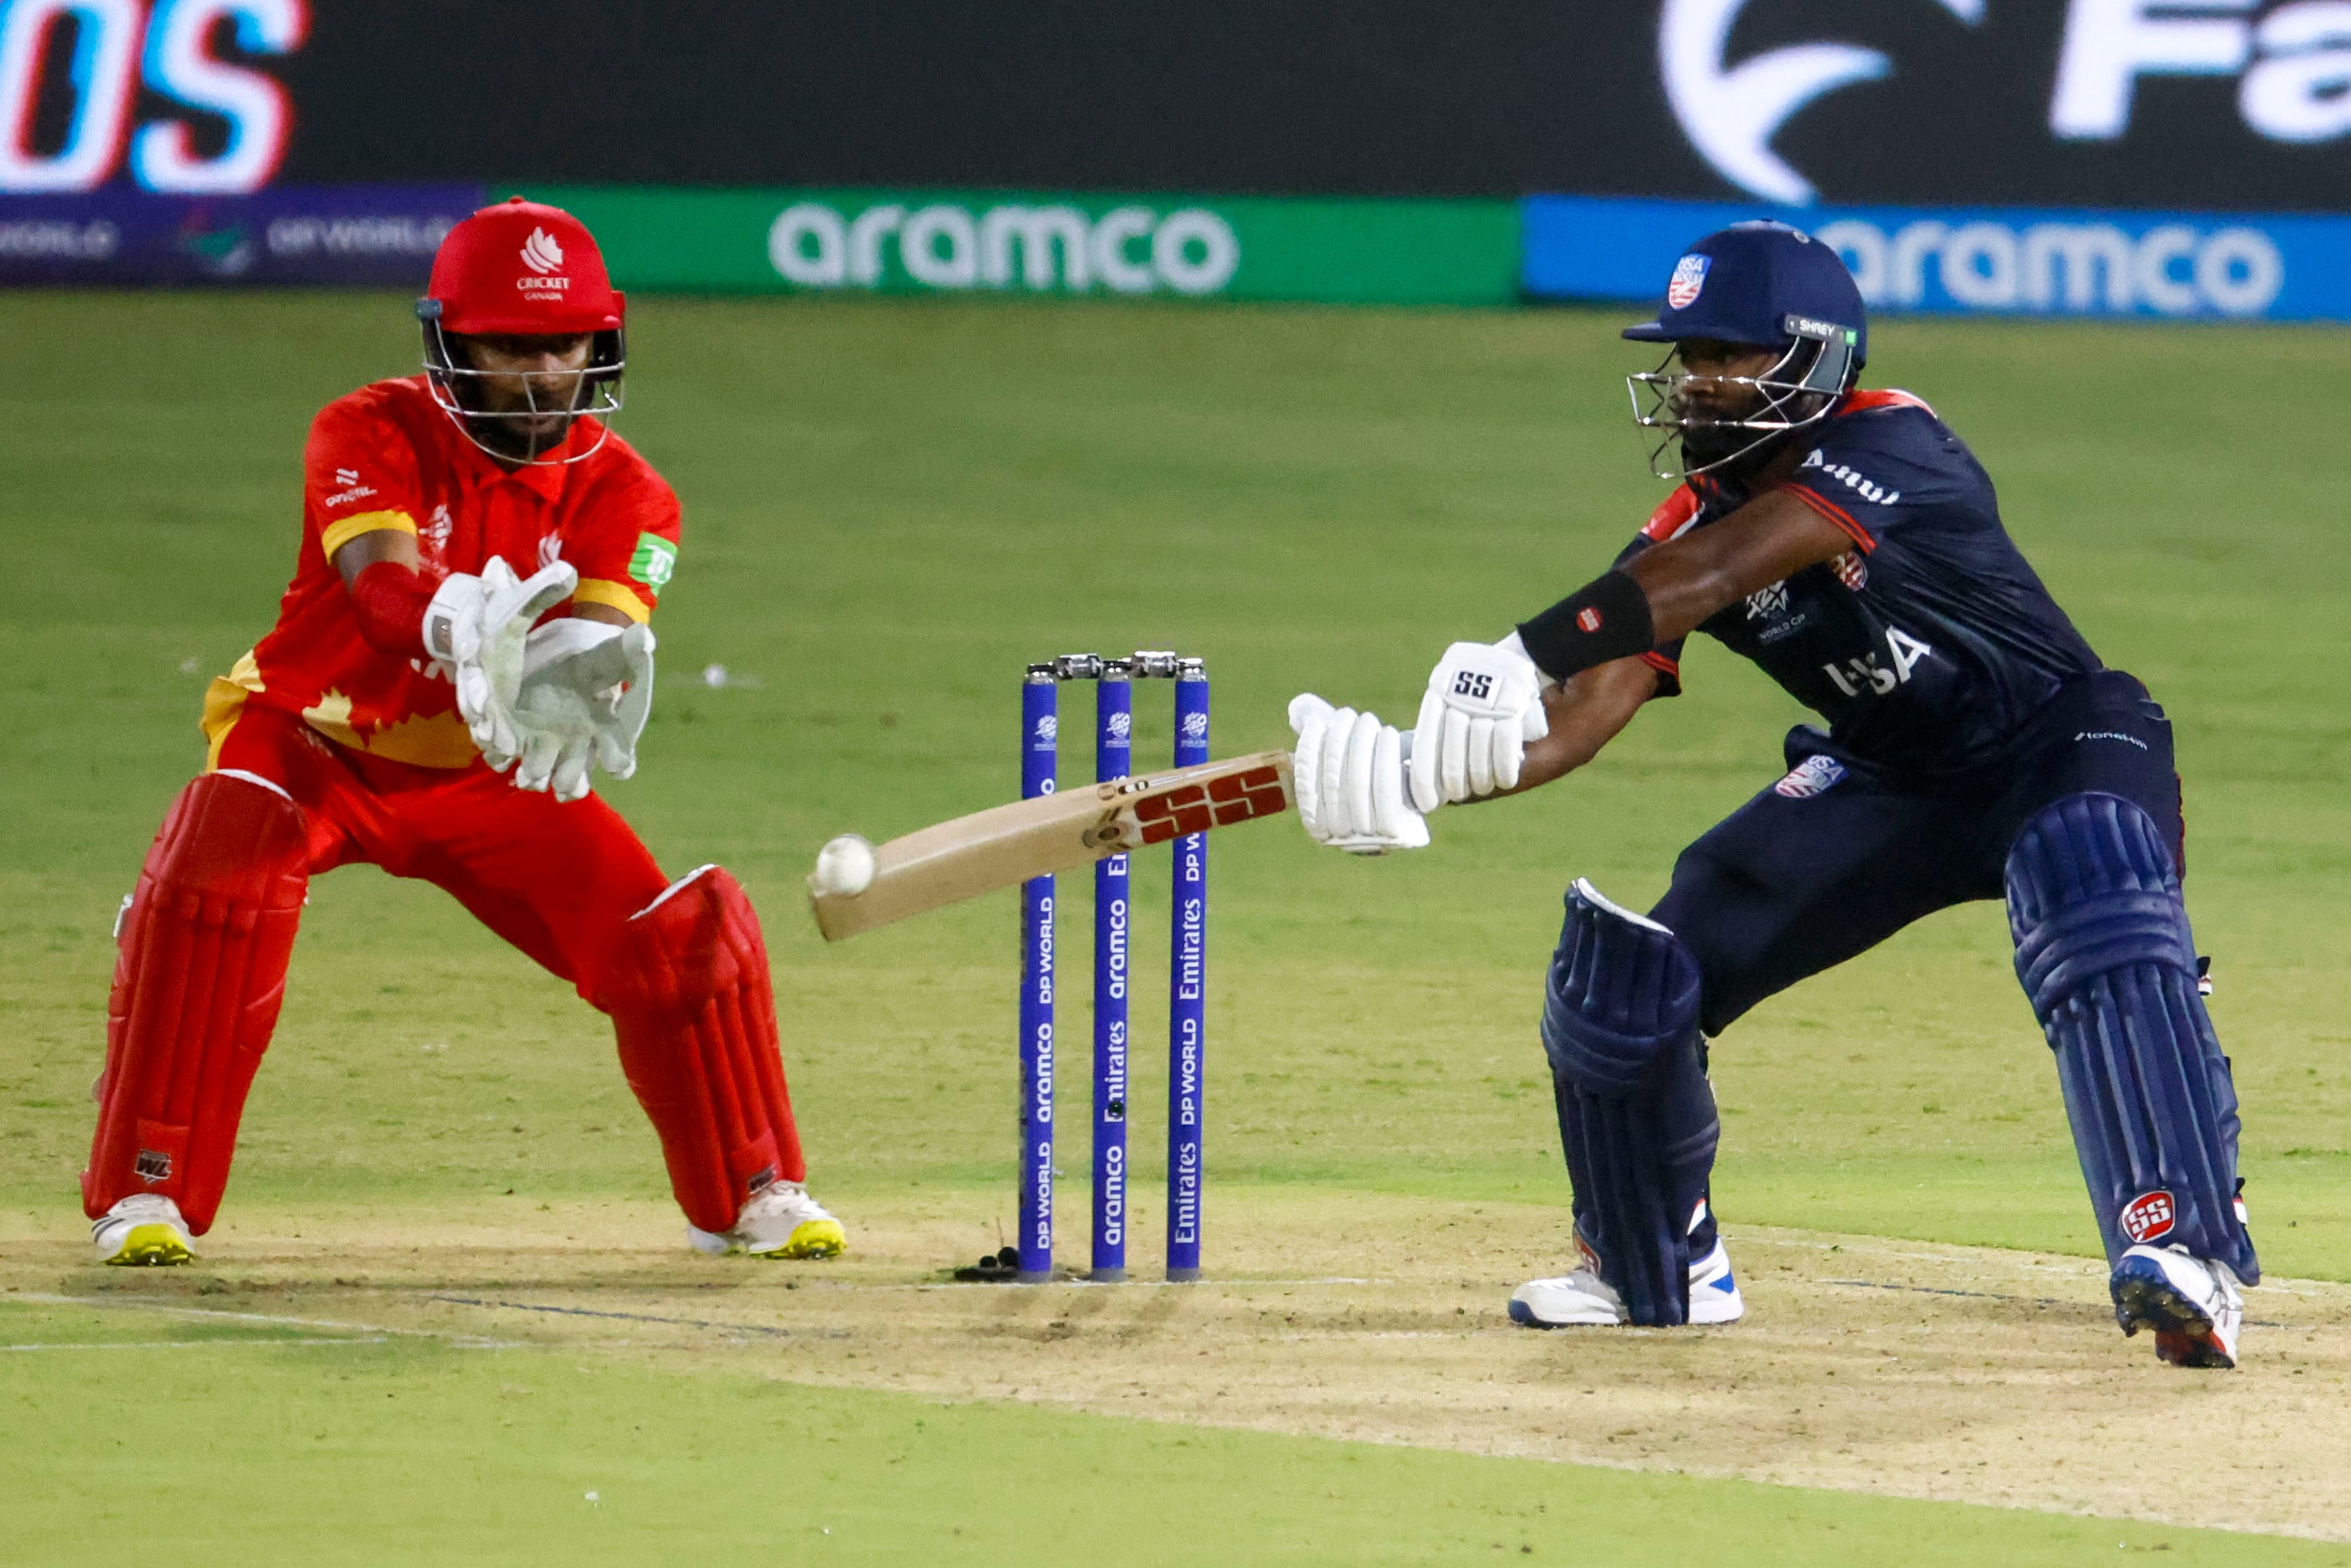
102, 1222, 194, 1267
756, 1219, 846, 1260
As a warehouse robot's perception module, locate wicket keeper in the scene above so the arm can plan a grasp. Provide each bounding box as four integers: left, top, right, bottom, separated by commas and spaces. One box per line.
85, 199, 845, 1267
1290, 223, 2257, 1368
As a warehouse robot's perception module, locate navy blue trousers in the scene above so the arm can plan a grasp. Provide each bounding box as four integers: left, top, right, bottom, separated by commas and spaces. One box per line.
1653, 670, 2185, 1037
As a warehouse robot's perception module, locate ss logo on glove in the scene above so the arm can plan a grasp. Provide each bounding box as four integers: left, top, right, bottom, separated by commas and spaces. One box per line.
1452, 671, 1495, 699
1411, 639, 1551, 811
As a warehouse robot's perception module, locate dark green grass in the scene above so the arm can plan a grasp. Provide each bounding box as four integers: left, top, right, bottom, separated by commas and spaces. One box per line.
3, 293, 2349, 1277
1, 1300, 2336, 1566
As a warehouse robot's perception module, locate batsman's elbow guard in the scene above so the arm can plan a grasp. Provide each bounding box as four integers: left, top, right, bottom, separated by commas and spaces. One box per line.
2006, 793, 2257, 1282
600, 866, 808, 1235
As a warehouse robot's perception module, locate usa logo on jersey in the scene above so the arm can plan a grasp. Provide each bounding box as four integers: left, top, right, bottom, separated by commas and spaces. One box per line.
1666, 254, 1710, 310
1773, 754, 1847, 799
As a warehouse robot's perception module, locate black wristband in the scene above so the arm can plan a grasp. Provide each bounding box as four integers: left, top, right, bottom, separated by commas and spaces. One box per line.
1515, 569, 1657, 682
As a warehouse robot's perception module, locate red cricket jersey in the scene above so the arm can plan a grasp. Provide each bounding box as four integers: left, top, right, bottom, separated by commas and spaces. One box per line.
204, 376, 681, 770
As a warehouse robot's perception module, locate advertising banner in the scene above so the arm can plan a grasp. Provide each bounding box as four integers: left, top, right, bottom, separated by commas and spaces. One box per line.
13, 4, 2351, 214
525, 186, 1520, 306
1523, 194, 2351, 322
4, 3, 2332, 215
0, 183, 483, 286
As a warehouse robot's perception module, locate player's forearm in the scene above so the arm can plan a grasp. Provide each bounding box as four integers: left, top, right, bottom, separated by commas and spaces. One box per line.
1624, 492, 1854, 642
1622, 546, 1747, 645
330, 530, 431, 657
1517, 495, 1854, 678
347, 561, 436, 658
1482, 660, 1654, 798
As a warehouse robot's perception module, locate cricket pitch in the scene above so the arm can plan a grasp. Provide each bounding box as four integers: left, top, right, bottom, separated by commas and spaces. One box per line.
9, 1186, 2346, 1543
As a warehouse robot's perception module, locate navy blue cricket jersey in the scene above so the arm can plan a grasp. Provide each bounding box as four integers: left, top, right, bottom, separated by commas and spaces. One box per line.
1621, 390, 2101, 772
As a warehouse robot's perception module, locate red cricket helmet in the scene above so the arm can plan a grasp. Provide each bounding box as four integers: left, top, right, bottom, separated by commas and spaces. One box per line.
420, 196, 624, 336
416, 197, 629, 465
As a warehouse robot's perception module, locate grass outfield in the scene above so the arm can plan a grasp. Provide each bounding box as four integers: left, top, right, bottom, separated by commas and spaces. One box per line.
4, 292, 2349, 1555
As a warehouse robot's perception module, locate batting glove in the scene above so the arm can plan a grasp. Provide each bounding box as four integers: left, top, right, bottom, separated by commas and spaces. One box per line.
1289, 693, 1428, 854
1407, 635, 1549, 813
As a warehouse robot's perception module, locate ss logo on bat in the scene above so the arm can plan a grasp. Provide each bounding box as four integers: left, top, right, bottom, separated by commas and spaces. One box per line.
1136, 766, 1289, 844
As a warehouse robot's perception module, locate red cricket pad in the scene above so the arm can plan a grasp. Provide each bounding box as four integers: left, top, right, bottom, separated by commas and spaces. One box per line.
84, 772, 310, 1233
598, 867, 805, 1234
348, 560, 435, 660
424, 197, 625, 337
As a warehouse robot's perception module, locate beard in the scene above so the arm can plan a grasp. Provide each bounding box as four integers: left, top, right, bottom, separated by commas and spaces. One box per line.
1678, 419, 1766, 475
464, 409, 575, 462
1677, 399, 1826, 479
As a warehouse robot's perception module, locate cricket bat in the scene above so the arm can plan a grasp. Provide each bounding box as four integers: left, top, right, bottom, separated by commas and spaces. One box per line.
807, 751, 1293, 941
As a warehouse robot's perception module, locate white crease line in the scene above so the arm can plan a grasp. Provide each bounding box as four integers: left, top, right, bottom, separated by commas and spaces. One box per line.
9, 1292, 516, 1347
907, 1277, 1394, 1292
3, 1337, 389, 1352
1731, 1238, 2351, 1303
1730, 1236, 2108, 1274
1269, 1330, 1514, 1342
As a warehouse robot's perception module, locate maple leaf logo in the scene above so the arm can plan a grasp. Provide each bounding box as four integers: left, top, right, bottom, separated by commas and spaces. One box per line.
521, 228, 565, 275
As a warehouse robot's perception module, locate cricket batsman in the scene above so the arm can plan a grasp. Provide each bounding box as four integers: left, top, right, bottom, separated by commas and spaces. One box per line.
84, 199, 845, 1267
1290, 223, 2257, 1368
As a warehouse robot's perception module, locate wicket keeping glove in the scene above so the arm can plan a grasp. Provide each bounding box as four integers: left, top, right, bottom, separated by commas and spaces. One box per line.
508, 618, 657, 802
423, 554, 579, 770
1289, 693, 1427, 853
1407, 635, 1549, 813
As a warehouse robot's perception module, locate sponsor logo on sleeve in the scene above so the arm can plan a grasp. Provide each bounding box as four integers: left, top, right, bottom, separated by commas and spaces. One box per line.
1773, 754, 1848, 799
1575, 606, 1604, 633
1665, 252, 1710, 309
1797, 448, 1902, 506
628, 533, 676, 590
2120, 1189, 2177, 1245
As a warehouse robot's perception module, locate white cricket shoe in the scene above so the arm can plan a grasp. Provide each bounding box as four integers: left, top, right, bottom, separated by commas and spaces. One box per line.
687, 1181, 847, 1260
1509, 1240, 1744, 1328
91, 1194, 195, 1267
2110, 1244, 2242, 1369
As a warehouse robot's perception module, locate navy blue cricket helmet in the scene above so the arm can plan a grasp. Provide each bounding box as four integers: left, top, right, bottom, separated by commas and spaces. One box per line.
1624, 220, 1867, 369
1623, 222, 1867, 478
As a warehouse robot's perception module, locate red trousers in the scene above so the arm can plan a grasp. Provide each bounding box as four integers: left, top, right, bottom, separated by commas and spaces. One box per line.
86, 701, 807, 1234
214, 703, 669, 1000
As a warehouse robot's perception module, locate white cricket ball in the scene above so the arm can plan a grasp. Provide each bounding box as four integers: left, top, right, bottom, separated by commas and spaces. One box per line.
813, 833, 877, 897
